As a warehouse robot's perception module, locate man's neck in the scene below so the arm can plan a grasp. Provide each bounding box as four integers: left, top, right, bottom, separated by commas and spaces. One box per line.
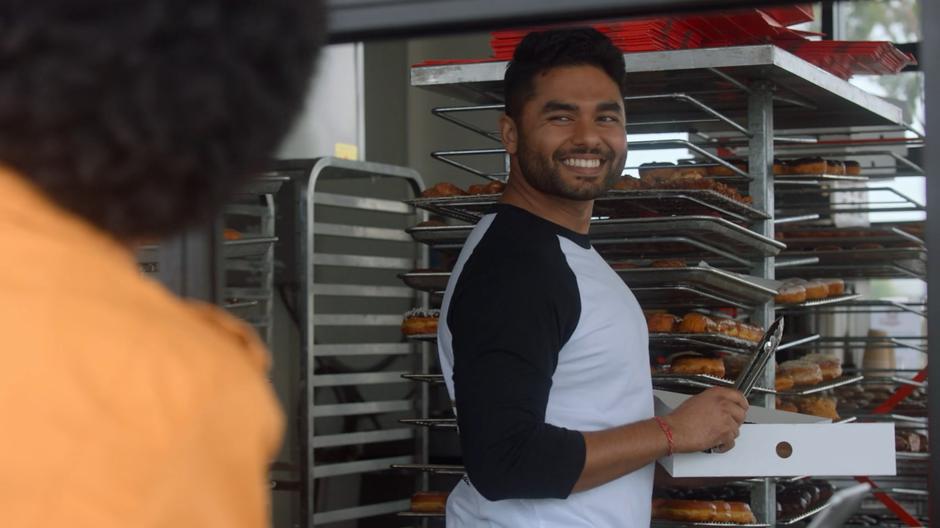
499, 173, 594, 234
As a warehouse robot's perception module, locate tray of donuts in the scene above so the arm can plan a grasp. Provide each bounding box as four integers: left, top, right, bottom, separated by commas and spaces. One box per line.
775, 225, 925, 250
773, 277, 859, 308
646, 312, 765, 354
596, 188, 767, 223
615, 261, 778, 303
778, 246, 927, 266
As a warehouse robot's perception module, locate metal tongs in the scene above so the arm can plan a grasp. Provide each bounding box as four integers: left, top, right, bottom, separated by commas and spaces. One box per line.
734, 316, 785, 398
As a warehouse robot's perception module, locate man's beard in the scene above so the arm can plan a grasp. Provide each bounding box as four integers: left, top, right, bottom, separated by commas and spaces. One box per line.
515, 133, 624, 201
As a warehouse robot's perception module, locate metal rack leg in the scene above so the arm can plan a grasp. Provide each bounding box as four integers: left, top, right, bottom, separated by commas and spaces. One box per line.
748, 81, 776, 526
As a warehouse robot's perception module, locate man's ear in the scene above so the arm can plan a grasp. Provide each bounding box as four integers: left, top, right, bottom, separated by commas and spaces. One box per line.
499, 114, 518, 155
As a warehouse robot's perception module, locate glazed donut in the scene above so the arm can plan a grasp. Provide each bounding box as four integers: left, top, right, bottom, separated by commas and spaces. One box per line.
819, 278, 845, 296
800, 353, 843, 381
678, 313, 718, 334
421, 182, 467, 198
804, 280, 830, 300
649, 259, 686, 268
670, 356, 726, 378
776, 374, 795, 392
844, 160, 862, 176
786, 157, 826, 175
796, 396, 840, 421
647, 313, 679, 333
611, 176, 646, 190
401, 308, 440, 336
716, 318, 740, 339
411, 491, 449, 513
652, 499, 718, 523
775, 284, 807, 305
779, 360, 824, 386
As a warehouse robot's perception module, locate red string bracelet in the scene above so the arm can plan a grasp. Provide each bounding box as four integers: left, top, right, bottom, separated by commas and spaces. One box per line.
653, 417, 675, 456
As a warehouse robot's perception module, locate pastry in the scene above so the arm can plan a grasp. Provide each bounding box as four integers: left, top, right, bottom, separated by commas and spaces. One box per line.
421, 182, 467, 198
819, 278, 845, 296
800, 353, 843, 381
707, 159, 748, 177
647, 313, 679, 333
786, 157, 826, 175
677, 161, 708, 178
728, 501, 758, 524
722, 354, 750, 378
844, 160, 862, 176
652, 499, 718, 523
611, 261, 640, 269
804, 280, 830, 300
467, 180, 505, 195
775, 284, 807, 304
717, 319, 740, 339
736, 322, 764, 343
411, 491, 449, 513
401, 308, 440, 335
638, 162, 677, 181
776, 398, 799, 413
854, 243, 884, 250
611, 176, 646, 190
826, 159, 846, 175
779, 360, 824, 386
678, 313, 718, 334
670, 356, 726, 378
776, 374, 795, 392
796, 396, 840, 421
223, 228, 243, 241
649, 259, 686, 268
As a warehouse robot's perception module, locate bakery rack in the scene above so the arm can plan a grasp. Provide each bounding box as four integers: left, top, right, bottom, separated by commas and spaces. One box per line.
407, 42, 912, 526
272, 159, 430, 528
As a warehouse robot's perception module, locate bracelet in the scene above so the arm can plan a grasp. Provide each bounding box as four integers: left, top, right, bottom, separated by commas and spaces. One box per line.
653, 417, 676, 456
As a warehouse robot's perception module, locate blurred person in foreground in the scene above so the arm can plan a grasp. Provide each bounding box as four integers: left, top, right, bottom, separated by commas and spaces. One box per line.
0, 1, 323, 527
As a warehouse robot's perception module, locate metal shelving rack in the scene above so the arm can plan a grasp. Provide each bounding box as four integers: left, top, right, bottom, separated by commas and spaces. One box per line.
272, 158, 428, 528
408, 43, 909, 527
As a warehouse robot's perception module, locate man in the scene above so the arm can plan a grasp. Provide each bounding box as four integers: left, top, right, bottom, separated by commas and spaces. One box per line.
437, 28, 749, 527
0, 2, 322, 527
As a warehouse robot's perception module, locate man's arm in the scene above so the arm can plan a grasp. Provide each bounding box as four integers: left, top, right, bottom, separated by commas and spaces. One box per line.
572, 387, 748, 493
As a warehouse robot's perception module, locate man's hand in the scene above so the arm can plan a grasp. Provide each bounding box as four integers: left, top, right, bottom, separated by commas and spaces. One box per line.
662, 387, 748, 454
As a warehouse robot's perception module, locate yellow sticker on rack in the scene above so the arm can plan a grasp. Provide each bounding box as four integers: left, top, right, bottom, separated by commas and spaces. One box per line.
334, 143, 359, 160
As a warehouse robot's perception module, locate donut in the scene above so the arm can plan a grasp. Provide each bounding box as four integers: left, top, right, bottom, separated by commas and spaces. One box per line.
779, 360, 824, 386
776, 398, 799, 413
411, 491, 449, 513
670, 356, 726, 378
819, 278, 845, 296
844, 160, 862, 176
786, 157, 826, 175
223, 228, 243, 241
678, 313, 718, 334
638, 162, 677, 182
723, 354, 750, 378
466, 180, 505, 195
796, 396, 840, 421
775, 284, 807, 304
652, 499, 718, 523
421, 182, 467, 198
804, 280, 830, 300
736, 322, 764, 343
611, 176, 646, 190
647, 313, 679, 333
728, 501, 758, 524
776, 374, 795, 392
611, 261, 640, 269
401, 308, 440, 336
800, 353, 843, 381
826, 160, 846, 175
716, 319, 740, 339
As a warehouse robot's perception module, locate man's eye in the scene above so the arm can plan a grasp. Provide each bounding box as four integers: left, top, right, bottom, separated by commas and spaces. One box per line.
598, 115, 621, 123
550, 115, 573, 122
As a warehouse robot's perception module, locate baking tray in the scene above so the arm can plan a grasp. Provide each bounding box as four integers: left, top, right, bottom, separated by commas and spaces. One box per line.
596, 189, 769, 222
399, 418, 457, 429
631, 286, 757, 310
774, 172, 869, 183
399, 271, 450, 292
776, 499, 835, 526
896, 452, 929, 461
404, 333, 438, 342
775, 293, 861, 310
222, 236, 279, 258
652, 521, 769, 528
405, 189, 768, 225
649, 333, 758, 354
589, 216, 784, 258
651, 374, 774, 395
390, 463, 465, 475
397, 511, 445, 518
617, 267, 776, 303
402, 373, 445, 384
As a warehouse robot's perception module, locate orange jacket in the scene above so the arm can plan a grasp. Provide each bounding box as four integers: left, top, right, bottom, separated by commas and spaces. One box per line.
0, 167, 283, 527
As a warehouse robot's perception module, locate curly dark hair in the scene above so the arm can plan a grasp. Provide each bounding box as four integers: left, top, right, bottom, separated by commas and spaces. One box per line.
504, 27, 626, 118
0, 0, 323, 239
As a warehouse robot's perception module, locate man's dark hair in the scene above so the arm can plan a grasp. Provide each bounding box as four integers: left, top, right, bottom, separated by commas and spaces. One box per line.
503, 27, 626, 118
0, 0, 323, 239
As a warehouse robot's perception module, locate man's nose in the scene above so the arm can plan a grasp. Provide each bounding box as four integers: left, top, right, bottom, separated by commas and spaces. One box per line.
571, 118, 602, 148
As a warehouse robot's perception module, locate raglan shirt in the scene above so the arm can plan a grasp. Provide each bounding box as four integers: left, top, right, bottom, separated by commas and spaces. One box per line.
437, 204, 654, 528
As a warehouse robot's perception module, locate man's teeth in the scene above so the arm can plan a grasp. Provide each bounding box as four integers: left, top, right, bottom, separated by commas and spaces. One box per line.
563, 158, 601, 168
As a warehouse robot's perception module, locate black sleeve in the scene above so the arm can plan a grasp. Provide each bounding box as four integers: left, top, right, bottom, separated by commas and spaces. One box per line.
447, 244, 585, 502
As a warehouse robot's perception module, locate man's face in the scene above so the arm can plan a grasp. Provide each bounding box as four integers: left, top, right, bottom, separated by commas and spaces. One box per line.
504, 64, 627, 201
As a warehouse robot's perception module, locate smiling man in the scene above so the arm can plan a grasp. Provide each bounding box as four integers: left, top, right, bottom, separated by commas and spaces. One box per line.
437, 28, 749, 527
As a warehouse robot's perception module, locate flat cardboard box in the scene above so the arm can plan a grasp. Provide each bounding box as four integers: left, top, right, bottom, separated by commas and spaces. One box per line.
654, 390, 897, 478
